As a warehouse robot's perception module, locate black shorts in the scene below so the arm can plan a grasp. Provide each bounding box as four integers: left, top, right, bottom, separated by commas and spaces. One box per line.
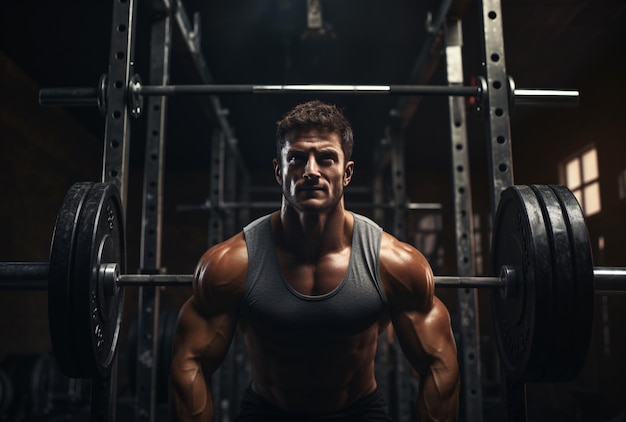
234, 386, 393, 422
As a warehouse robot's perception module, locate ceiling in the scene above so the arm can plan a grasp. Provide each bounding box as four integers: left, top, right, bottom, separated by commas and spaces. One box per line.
1, 0, 625, 191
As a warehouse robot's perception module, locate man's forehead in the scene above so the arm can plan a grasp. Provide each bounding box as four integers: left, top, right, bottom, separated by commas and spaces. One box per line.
284, 129, 341, 146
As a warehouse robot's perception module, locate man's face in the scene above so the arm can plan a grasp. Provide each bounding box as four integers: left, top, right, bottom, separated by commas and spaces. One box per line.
273, 129, 354, 212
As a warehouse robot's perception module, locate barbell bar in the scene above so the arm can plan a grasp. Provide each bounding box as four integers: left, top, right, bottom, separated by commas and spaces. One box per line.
136, 83, 481, 96
176, 200, 443, 212
38, 74, 580, 117
0, 182, 620, 384
1, 261, 624, 292
134, 82, 579, 107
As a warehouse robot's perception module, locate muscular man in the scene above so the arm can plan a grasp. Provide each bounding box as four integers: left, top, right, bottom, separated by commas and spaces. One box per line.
170, 100, 460, 421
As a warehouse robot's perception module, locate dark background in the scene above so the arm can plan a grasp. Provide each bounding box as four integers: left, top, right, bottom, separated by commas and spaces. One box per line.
1, 0, 625, 420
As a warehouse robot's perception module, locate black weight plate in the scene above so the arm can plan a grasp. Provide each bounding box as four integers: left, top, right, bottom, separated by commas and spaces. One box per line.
529, 185, 576, 382
550, 185, 594, 381
491, 185, 554, 381
71, 182, 125, 378
49, 182, 94, 378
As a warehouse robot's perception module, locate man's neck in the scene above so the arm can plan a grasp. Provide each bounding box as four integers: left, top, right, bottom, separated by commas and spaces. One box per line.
277, 201, 351, 261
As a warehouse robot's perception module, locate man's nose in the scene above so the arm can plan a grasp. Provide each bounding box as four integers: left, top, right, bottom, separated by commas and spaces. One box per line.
303, 157, 320, 179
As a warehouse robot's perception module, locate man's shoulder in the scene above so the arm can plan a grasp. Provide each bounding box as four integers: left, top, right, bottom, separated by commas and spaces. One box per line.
195, 231, 248, 290
379, 232, 433, 307
193, 232, 248, 309
203, 232, 248, 269
379, 232, 427, 267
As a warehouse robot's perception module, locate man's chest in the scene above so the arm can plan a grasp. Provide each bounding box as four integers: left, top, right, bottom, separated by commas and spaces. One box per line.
275, 247, 352, 296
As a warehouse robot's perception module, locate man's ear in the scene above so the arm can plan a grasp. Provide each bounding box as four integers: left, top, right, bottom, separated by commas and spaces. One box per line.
273, 158, 283, 185
344, 161, 354, 186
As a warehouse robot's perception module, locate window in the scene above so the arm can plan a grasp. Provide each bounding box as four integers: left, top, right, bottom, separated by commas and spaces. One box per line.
561, 146, 601, 216
618, 169, 626, 199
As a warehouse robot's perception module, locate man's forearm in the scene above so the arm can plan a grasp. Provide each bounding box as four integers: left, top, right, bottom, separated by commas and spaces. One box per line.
170, 367, 214, 421
417, 365, 460, 422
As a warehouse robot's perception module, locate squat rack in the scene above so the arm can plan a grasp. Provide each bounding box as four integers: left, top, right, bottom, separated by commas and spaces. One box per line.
37, 0, 580, 421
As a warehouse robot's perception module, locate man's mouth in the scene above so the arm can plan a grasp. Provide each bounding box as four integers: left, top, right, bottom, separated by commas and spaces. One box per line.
298, 186, 324, 193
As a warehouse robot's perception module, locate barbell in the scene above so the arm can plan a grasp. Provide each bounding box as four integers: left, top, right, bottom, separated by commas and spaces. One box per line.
37, 74, 580, 118
0, 182, 623, 383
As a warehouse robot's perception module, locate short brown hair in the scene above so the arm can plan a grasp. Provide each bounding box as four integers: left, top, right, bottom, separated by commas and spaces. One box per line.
275, 100, 354, 160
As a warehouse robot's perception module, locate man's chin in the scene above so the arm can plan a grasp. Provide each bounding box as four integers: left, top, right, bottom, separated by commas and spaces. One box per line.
297, 201, 328, 212
288, 197, 332, 212
284, 191, 343, 211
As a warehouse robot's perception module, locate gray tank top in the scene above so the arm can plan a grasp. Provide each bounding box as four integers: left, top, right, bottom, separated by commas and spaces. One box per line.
240, 213, 388, 344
